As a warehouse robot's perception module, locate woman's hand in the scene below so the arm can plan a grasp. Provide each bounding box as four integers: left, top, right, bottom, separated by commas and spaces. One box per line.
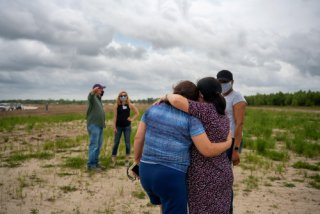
232, 150, 240, 165
152, 95, 166, 106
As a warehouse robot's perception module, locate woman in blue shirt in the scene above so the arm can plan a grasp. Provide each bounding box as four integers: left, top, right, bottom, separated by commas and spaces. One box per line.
134, 81, 232, 214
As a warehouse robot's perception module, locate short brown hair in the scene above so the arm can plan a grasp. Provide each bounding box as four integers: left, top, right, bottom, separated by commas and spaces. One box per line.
173, 80, 199, 101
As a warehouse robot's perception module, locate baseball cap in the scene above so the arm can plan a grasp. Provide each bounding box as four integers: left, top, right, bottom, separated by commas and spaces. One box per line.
92, 83, 106, 89
217, 70, 233, 82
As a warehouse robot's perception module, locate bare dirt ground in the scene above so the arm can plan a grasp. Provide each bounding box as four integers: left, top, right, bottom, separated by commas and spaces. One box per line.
0, 105, 319, 214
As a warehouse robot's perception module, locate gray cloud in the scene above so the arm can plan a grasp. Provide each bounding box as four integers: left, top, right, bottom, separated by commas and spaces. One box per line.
0, 0, 319, 100
278, 30, 320, 76
0, 0, 114, 55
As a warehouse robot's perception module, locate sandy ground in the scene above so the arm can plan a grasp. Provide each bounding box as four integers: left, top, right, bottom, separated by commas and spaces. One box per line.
0, 105, 319, 214
1, 153, 319, 214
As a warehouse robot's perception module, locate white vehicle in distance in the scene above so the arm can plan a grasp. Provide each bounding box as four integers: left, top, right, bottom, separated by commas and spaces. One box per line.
0, 103, 11, 111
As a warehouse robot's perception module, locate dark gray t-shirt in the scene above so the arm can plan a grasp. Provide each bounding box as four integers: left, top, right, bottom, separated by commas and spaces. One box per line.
86, 93, 105, 128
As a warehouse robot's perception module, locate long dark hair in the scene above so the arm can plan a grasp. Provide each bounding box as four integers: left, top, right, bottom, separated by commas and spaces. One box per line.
167, 80, 199, 103
197, 77, 226, 115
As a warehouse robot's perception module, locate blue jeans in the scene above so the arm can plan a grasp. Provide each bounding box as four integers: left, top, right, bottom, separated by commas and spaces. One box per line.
112, 125, 131, 156
140, 162, 188, 214
87, 124, 104, 168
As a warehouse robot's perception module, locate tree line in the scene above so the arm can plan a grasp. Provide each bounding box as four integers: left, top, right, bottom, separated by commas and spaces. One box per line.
245, 90, 320, 106
2, 91, 319, 106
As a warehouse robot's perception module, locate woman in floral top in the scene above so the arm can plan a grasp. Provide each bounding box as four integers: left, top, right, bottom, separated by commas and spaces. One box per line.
166, 77, 232, 214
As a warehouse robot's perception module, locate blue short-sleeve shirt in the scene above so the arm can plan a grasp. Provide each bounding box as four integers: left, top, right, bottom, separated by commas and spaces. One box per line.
140, 103, 205, 173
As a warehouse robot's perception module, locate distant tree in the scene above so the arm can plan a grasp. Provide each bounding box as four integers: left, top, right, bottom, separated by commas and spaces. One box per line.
245, 90, 320, 106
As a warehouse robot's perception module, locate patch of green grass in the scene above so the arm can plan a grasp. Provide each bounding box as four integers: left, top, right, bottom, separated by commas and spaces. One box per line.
292, 178, 304, 183
60, 185, 77, 193
292, 161, 320, 171
309, 174, 320, 189
264, 182, 272, 187
75, 134, 88, 143
275, 163, 286, 175
15, 175, 28, 199
6, 153, 30, 162
274, 133, 288, 142
270, 204, 278, 209
242, 152, 273, 171
309, 181, 320, 189
146, 202, 157, 207
264, 150, 290, 162
64, 156, 86, 169
99, 156, 112, 169
5, 151, 54, 167
4, 136, 9, 142
309, 174, 320, 182
31, 151, 54, 159
17, 176, 29, 188
132, 190, 146, 199
43, 138, 81, 151
243, 175, 259, 192
287, 134, 320, 158
94, 207, 115, 214
267, 176, 282, 181
244, 108, 320, 158
57, 172, 75, 177
283, 182, 295, 188
0, 113, 84, 132
30, 208, 39, 214
29, 174, 44, 184
27, 122, 35, 131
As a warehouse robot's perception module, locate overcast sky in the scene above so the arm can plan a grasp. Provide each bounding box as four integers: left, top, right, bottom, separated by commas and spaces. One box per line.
0, 0, 319, 100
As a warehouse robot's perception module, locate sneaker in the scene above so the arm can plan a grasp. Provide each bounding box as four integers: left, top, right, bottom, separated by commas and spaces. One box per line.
112, 160, 116, 167
87, 167, 102, 172
125, 160, 129, 167
96, 164, 105, 170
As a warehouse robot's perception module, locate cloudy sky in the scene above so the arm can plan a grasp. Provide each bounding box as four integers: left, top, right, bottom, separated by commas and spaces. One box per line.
0, 0, 319, 100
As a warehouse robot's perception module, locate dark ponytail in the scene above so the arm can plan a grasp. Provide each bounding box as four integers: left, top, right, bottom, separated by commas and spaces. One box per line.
213, 93, 226, 115
197, 77, 226, 115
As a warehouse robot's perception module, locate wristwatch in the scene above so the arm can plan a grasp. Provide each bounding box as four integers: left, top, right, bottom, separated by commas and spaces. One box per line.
234, 146, 239, 151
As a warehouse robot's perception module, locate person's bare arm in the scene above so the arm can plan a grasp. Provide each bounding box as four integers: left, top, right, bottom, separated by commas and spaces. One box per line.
113, 104, 118, 133
129, 103, 140, 122
232, 101, 246, 165
133, 122, 146, 164
192, 130, 232, 157
166, 94, 189, 113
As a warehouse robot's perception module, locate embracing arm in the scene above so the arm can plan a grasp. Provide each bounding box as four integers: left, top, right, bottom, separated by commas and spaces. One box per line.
113, 104, 118, 132
191, 130, 232, 157
134, 121, 146, 164
166, 94, 189, 113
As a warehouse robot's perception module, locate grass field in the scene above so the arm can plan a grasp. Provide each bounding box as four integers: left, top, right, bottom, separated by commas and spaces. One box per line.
0, 104, 319, 213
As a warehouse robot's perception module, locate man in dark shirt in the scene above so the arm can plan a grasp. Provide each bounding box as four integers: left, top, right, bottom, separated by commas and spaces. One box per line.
86, 83, 106, 170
